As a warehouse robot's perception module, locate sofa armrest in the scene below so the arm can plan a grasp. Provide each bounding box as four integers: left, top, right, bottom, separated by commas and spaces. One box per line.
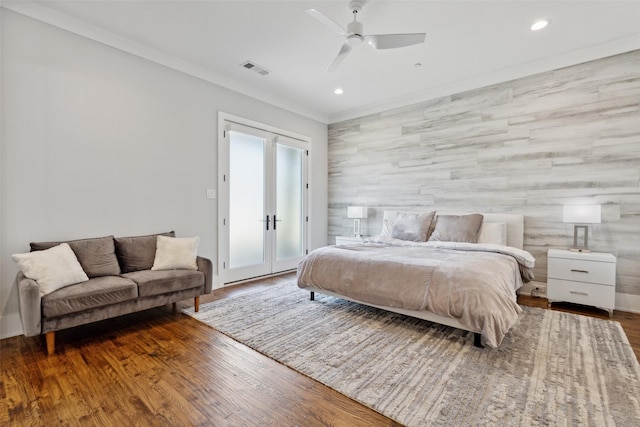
196, 256, 213, 294
17, 272, 42, 337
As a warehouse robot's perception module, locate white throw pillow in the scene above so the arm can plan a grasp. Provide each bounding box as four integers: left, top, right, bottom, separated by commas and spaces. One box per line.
13, 243, 89, 296
477, 222, 508, 246
152, 235, 199, 271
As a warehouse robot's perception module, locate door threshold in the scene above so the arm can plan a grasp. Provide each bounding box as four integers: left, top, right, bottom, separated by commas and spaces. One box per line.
222, 270, 296, 287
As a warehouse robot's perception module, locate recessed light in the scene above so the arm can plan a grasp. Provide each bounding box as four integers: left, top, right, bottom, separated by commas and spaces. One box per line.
334, 88, 344, 95
414, 63, 422, 68
531, 19, 550, 31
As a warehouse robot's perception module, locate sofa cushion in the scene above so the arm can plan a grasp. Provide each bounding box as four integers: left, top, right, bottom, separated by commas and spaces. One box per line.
42, 276, 138, 318
114, 231, 175, 273
31, 236, 121, 278
122, 269, 204, 298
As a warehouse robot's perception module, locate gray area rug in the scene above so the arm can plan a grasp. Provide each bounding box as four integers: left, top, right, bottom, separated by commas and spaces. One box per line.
184, 282, 640, 426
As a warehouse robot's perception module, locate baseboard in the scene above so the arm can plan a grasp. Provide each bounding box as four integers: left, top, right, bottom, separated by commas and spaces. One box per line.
615, 292, 640, 314
0, 312, 24, 339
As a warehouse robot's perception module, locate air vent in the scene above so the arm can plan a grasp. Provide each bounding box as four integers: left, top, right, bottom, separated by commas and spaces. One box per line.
240, 61, 270, 76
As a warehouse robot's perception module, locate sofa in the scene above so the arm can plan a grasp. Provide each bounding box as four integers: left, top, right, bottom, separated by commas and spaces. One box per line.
15, 231, 213, 355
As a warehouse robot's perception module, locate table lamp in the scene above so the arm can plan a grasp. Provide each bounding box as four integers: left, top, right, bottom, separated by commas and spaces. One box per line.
347, 206, 368, 237
563, 205, 601, 252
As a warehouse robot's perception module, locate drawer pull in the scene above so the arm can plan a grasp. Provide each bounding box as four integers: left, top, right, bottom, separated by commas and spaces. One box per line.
570, 291, 589, 296
570, 269, 589, 274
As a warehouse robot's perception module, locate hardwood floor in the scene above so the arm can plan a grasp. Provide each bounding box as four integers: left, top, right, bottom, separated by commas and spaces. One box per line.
2, 272, 639, 426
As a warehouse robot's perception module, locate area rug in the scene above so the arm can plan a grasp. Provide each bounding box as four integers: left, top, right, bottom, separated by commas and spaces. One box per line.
183, 282, 640, 426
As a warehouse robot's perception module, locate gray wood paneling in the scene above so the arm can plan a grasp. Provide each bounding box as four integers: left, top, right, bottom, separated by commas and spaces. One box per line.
328, 50, 640, 295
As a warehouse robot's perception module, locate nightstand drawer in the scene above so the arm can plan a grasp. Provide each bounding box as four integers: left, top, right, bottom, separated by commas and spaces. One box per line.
548, 258, 615, 286
547, 278, 615, 310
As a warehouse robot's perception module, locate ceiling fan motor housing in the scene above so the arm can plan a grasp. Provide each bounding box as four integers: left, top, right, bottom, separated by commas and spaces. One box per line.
347, 19, 364, 45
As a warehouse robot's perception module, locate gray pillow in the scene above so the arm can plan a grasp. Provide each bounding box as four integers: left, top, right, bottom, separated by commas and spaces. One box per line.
391, 212, 435, 242
114, 231, 175, 273
428, 214, 484, 243
31, 236, 120, 278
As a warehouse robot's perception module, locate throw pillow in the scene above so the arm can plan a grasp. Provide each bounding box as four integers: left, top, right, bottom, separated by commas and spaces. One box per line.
390, 212, 436, 242
380, 218, 394, 238
13, 243, 89, 296
428, 214, 484, 243
31, 236, 120, 278
151, 236, 200, 271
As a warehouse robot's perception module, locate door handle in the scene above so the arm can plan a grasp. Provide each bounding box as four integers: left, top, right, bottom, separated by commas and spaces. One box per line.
273, 215, 283, 230
264, 215, 270, 230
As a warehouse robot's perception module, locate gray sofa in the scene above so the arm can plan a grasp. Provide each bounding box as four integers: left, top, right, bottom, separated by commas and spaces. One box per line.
17, 231, 213, 355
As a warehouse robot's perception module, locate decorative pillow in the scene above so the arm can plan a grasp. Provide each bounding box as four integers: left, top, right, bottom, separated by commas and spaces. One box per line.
477, 222, 507, 245
13, 243, 89, 296
381, 218, 394, 238
390, 212, 436, 242
115, 231, 175, 273
31, 236, 120, 278
151, 236, 200, 271
428, 214, 484, 243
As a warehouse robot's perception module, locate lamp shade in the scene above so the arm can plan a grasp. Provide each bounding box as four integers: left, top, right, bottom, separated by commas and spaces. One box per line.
563, 205, 601, 224
347, 206, 368, 219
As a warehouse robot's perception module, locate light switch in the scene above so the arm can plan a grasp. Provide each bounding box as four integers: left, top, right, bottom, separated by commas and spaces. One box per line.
206, 189, 216, 199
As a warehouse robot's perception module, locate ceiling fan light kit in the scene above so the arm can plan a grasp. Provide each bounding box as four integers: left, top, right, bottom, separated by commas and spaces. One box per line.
306, 0, 426, 71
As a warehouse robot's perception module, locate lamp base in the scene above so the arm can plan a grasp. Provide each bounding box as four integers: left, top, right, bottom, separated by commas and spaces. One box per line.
571, 225, 591, 253
352, 218, 361, 237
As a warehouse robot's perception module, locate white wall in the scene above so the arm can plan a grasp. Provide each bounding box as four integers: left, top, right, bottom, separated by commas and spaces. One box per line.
0, 10, 328, 338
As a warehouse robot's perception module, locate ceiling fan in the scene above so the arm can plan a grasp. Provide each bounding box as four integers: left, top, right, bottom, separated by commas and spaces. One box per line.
306, 0, 426, 72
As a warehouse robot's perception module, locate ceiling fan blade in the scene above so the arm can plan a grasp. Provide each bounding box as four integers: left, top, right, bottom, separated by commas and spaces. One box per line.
306, 9, 349, 38
327, 42, 352, 72
365, 33, 426, 50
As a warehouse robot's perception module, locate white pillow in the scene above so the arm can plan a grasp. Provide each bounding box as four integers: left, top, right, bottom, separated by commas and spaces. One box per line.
13, 243, 89, 296
381, 218, 394, 237
152, 235, 199, 271
477, 222, 507, 246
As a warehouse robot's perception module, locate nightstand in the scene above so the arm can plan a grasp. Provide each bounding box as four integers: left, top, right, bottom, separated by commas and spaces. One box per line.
335, 236, 366, 245
547, 249, 616, 316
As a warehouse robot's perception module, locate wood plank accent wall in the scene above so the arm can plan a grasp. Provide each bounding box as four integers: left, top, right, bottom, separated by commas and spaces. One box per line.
328, 49, 640, 295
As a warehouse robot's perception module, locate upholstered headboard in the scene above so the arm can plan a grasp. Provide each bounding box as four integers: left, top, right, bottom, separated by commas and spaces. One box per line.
477, 213, 524, 249
381, 211, 524, 249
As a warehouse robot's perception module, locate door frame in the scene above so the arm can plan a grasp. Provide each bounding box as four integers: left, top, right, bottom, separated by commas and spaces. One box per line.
217, 112, 311, 285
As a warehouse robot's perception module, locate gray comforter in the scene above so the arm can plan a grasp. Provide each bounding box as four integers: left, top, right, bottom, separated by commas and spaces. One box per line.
297, 241, 535, 348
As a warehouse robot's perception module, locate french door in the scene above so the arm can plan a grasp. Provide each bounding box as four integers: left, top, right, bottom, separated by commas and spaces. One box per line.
219, 117, 308, 284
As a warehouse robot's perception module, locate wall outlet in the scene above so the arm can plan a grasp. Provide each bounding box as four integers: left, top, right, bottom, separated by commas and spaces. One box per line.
206, 189, 216, 199
518, 281, 547, 298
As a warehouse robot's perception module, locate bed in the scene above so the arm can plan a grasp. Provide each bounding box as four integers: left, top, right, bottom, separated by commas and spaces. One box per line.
297, 212, 535, 348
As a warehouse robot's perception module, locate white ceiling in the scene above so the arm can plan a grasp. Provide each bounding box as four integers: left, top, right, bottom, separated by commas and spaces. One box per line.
5, 1, 640, 123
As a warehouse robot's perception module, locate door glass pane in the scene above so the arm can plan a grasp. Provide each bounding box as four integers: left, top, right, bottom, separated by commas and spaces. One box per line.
229, 131, 265, 268
276, 143, 304, 260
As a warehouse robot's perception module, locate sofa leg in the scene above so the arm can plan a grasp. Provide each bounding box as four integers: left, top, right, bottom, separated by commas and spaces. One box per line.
46, 331, 55, 355
194, 296, 200, 312
172, 302, 177, 314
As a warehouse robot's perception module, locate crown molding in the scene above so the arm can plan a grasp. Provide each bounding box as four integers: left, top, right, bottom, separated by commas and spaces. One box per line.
4, 1, 639, 127
1, 1, 330, 124
328, 33, 640, 124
